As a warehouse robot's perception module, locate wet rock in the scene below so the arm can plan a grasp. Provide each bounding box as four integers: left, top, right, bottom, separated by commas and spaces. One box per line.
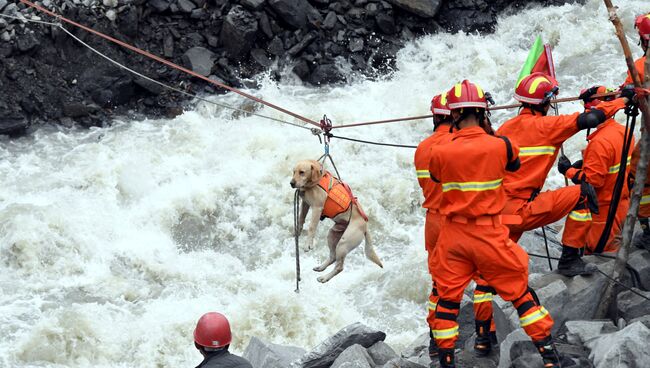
268, 0, 317, 29
375, 13, 396, 34
16, 31, 40, 52
63, 103, 100, 118
298, 322, 386, 368
380, 358, 426, 368
241, 0, 265, 10
259, 12, 273, 38
0, 115, 28, 135
628, 249, 650, 291
331, 344, 373, 368
367, 341, 398, 366
287, 32, 316, 56
348, 37, 363, 52
616, 288, 650, 321
177, 0, 196, 13
181, 46, 216, 76
267, 36, 284, 56
308, 64, 344, 85
242, 336, 305, 368
565, 320, 617, 345
220, 5, 258, 58
250, 48, 272, 68
148, 0, 170, 12
291, 59, 310, 79
586, 321, 650, 367
134, 78, 165, 95
388, 0, 441, 18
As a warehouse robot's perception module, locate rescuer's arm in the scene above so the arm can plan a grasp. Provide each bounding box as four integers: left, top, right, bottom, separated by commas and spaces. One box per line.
498, 136, 520, 172
428, 148, 442, 183
578, 141, 609, 189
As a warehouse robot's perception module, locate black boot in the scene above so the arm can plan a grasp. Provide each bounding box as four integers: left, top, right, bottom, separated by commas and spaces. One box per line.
474, 320, 492, 356
438, 348, 455, 368
557, 245, 597, 277
534, 337, 561, 368
633, 218, 650, 251
428, 333, 438, 361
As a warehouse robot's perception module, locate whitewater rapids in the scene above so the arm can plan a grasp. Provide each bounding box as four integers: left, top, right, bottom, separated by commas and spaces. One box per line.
0, 0, 647, 366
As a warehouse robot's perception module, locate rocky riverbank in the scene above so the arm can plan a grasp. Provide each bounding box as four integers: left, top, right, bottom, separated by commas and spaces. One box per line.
241, 248, 650, 368
0, 0, 581, 135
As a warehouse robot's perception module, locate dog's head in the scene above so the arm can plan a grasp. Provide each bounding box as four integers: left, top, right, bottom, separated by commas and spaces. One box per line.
290, 160, 323, 189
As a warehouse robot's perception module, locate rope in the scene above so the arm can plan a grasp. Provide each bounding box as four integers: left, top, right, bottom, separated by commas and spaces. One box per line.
541, 227, 553, 271
329, 134, 417, 149
0, 13, 317, 133
293, 190, 302, 293
17, 0, 320, 127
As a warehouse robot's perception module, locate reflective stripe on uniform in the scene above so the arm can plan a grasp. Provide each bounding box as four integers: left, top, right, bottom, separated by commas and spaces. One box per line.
416, 169, 430, 179
442, 178, 503, 192
473, 293, 494, 304
519, 146, 556, 156
641, 195, 650, 206
519, 307, 550, 327
569, 210, 592, 222
608, 156, 632, 174
433, 326, 459, 339
428, 301, 437, 311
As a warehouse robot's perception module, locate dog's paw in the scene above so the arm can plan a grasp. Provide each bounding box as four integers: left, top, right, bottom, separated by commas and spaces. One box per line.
313, 265, 325, 272
317, 276, 329, 283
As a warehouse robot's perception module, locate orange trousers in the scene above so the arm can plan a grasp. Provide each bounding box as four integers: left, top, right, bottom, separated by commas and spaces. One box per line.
431, 219, 553, 349
425, 211, 495, 335
504, 186, 581, 241
562, 200, 628, 253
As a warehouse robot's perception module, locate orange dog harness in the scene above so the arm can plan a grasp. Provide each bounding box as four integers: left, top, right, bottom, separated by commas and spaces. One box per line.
317, 171, 368, 222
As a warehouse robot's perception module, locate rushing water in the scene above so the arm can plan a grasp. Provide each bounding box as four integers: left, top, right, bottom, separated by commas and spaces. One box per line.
0, 1, 647, 366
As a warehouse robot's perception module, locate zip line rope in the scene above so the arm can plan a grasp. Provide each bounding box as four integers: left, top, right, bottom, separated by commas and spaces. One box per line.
0, 13, 315, 133
17, 0, 321, 127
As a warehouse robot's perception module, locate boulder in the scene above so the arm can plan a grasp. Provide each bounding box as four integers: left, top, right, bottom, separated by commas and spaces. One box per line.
16, 31, 40, 52
220, 5, 258, 58
0, 0, 7, 12
177, 0, 196, 13
388, 0, 441, 18
498, 328, 531, 368
616, 288, 650, 321
308, 64, 345, 85
323, 11, 337, 29
380, 358, 426, 368
0, 115, 28, 135
587, 322, 650, 368
241, 0, 265, 10
628, 249, 650, 291
148, 0, 170, 12
399, 332, 428, 361
348, 37, 364, 52
250, 48, 272, 68
242, 336, 305, 368
287, 32, 317, 56
268, 0, 317, 29
565, 320, 617, 345
375, 13, 396, 34
298, 323, 386, 368
630, 315, 650, 329
535, 279, 569, 335
367, 341, 398, 366
63, 103, 100, 118
330, 344, 373, 368
181, 47, 216, 76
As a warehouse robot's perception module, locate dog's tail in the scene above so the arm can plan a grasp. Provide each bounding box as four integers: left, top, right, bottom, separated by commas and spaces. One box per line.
364, 230, 383, 268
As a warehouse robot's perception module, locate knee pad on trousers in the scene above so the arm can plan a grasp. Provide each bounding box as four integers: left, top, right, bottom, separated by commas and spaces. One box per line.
435, 299, 460, 321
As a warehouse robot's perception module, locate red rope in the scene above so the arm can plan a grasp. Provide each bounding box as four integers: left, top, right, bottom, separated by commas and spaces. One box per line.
19, 0, 320, 127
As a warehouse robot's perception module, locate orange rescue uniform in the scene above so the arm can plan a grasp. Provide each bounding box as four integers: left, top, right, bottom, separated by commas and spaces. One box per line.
562, 118, 634, 253
624, 56, 646, 85
630, 144, 650, 219
429, 126, 553, 350
497, 99, 627, 241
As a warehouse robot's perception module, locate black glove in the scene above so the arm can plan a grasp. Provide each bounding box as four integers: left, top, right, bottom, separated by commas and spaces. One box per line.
579, 86, 600, 103
558, 155, 572, 175
580, 180, 599, 214
572, 160, 583, 169
619, 84, 636, 101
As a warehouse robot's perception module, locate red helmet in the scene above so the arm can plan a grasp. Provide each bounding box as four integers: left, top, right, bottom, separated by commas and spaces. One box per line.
636, 13, 650, 41
514, 72, 559, 105
580, 86, 615, 110
194, 312, 232, 348
430, 92, 451, 116
446, 80, 487, 110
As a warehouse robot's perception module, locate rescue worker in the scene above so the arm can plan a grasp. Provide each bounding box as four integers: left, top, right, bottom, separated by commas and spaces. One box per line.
414, 94, 497, 359
558, 86, 635, 253
628, 12, 650, 250
429, 80, 560, 368
497, 72, 629, 277
194, 312, 253, 368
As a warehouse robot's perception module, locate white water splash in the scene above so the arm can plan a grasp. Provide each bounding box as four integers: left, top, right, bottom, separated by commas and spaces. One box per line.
0, 0, 647, 366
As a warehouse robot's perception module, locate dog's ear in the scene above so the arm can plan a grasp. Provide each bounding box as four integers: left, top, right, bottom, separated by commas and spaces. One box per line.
310, 161, 322, 183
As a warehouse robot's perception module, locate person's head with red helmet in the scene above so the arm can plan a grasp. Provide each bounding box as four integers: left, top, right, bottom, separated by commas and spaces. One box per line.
636, 13, 650, 52
514, 72, 559, 116
446, 80, 494, 134
193, 312, 252, 367
430, 92, 452, 129
580, 86, 615, 111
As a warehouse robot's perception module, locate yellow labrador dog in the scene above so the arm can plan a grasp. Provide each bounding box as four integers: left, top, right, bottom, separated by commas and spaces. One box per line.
290, 159, 383, 283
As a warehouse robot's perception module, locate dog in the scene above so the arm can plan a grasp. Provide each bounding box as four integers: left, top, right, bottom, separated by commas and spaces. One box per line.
290, 159, 383, 283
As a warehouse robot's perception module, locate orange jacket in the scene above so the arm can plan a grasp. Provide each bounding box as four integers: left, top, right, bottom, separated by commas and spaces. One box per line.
497, 99, 627, 200
565, 119, 635, 206
429, 126, 519, 218
317, 171, 367, 221
624, 56, 646, 85
414, 125, 454, 210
